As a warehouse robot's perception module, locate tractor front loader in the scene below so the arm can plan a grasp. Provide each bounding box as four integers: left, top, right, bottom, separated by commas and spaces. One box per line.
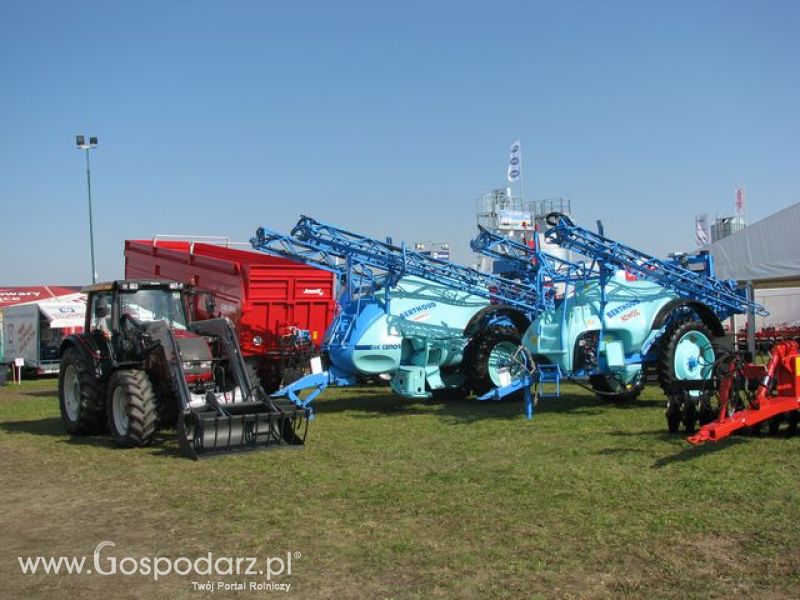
58, 280, 306, 459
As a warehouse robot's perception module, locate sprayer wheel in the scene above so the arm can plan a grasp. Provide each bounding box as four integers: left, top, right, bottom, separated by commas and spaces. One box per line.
589, 374, 643, 403
464, 324, 525, 401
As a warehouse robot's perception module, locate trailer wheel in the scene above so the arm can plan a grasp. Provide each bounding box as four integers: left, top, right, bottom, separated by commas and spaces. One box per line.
658, 318, 716, 431
107, 369, 157, 447
465, 324, 525, 400
589, 374, 643, 402
58, 348, 106, 435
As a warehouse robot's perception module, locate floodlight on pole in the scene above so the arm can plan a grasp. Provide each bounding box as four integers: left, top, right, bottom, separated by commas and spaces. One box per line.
75, 134, 99, 283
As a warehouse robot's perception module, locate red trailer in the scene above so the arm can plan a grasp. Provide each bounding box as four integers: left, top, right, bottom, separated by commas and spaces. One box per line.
125, 239, 336, 390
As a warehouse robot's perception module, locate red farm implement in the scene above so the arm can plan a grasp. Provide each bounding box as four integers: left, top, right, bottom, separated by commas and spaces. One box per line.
688, 340, 800, 445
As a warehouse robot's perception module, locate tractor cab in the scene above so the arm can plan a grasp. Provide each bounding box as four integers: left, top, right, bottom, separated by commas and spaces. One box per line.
84, 280, 190, 337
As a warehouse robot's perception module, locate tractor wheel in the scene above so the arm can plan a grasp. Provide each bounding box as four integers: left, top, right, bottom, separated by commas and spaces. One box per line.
152, 368, 180, 429
465, 324, 525, 400
107, 369, 157, 447
657, 318, 716, 432
589, 374, 643, 403
59, 348, 106, 435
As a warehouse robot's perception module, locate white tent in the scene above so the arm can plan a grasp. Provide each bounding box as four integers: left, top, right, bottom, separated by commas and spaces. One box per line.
710, 202, 800, 336
711, 202, 800, 287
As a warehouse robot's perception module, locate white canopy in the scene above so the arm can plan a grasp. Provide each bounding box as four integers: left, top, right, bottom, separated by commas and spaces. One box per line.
710, 202, 800, 285
37, 293, 86, 329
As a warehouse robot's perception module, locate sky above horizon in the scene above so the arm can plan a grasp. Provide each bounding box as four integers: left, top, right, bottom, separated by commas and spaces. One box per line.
1, 0, 798, 285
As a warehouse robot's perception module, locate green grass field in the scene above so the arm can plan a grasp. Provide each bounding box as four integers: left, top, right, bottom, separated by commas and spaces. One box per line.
1, 378, 799, 599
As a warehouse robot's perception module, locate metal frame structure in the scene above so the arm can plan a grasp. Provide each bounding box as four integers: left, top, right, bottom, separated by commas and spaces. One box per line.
254, 217, 546, 316
542, 213, 767, 320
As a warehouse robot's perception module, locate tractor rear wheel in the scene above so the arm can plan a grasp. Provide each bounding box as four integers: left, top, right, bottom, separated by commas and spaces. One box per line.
589, 374, 643, 403
465, 324, 525, 400
658, 318, 717, 432
58, 348, 106, 435
107, 369, 157, 447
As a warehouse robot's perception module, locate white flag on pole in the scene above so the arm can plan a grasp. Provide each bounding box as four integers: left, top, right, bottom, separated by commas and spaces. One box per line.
695, 214, 709, 246
507, 140, 521, 182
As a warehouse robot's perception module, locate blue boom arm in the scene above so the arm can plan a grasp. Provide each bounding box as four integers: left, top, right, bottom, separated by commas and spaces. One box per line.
289, 215, 548, 315
543, 213, 767, 319
470, 225, 592, 286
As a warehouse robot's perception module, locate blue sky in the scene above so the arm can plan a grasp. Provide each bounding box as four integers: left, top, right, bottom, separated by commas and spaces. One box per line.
1, 0, 798, 284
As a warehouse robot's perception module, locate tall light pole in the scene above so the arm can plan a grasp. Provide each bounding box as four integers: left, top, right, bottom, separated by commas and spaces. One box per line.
76, 135, 98, 283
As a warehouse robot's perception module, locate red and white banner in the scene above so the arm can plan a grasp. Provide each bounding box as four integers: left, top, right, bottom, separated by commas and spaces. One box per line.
0, 286, 81, 309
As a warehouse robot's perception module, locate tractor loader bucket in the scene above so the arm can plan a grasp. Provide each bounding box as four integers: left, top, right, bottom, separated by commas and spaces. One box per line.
150, 318, 309, 460
177, 399, 307, 460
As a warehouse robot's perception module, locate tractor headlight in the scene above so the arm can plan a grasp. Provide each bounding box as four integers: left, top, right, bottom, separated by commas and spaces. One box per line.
252, 336, 263, 346
183, 360, 213, 371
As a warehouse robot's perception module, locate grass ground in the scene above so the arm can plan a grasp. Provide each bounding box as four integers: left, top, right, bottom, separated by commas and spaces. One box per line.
1, 378, 799, 599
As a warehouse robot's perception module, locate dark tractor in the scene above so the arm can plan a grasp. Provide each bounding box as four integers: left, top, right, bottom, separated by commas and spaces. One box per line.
58, 280, 307, 459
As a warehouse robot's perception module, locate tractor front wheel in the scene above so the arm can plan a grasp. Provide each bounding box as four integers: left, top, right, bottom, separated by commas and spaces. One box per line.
107, 369, 158, 447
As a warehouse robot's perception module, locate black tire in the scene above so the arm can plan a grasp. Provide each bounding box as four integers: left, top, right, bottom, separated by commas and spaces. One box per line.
464, 324, 525, 400
431, 366, 468, 400
244, 362, 268, 400
58, 347, 106, 435
107, 369, 157, 447
153, 368, 180, 429
657, 318, 716, 432
589, 374, 643, 402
